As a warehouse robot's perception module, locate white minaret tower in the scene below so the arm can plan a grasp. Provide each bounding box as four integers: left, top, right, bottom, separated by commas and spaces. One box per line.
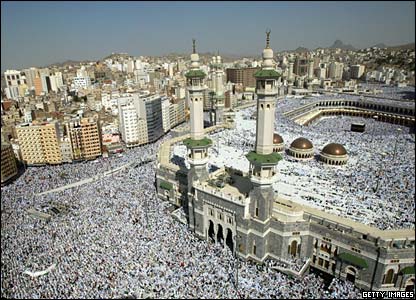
211, 56, 217, 92
184, 39, 212, 232
184, 39, 212, 178
187, 39, 205, 141
246, 30, 282, 222
288, 57, 294, 83
215, 53, 225, 125
254, 30, 278, 155
308, 57, 314, 80
215, 54, 224, 96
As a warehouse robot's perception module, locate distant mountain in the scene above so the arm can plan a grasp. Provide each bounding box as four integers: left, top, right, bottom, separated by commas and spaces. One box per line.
371, 43, 387, 49
359, 42, 415, 50
329, 40, 356, 50
387, 42, 415, 50
294, 46, 309, 53
103, 53, 132, 61
47, 59, 92, 68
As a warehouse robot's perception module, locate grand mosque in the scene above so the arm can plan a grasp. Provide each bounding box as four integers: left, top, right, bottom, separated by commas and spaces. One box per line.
155, 32, 415, 292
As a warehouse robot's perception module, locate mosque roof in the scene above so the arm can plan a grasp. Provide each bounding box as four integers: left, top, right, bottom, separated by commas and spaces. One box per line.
322, 143, 347, 156
290, 137, 313, 150
273, 133, 284, 144
185, 70, 206, 78
254, 69, 281, 79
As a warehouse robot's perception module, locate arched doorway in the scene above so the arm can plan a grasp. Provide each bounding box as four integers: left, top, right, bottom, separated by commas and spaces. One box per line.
208, 220, 215, 242
384, 269, 394, 284
226, 229, 233, 253
346, 266, 357, 283
217, 224, 224, 246
290, 240, 298, 257
405, 278, 415, 292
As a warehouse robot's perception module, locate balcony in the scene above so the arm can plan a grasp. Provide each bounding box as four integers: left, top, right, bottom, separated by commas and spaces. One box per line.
256, 87, 278, 96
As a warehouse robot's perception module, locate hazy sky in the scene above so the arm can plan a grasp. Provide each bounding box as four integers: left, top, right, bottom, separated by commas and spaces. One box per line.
1, 1, 415, 71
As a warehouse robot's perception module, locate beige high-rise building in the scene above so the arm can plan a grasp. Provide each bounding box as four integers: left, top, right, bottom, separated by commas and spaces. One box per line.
226, 67, 259, 88
66, 118, 102, 160
1, 141, 18, 184
16, 122, 63, 165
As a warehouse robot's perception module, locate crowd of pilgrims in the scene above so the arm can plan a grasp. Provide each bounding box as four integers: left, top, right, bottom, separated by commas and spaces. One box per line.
205, 92, 414, 230
2, 88, 413, 298
1, 132, 363, 298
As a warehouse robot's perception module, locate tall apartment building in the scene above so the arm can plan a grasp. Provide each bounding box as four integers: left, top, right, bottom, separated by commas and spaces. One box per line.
165, 97, 186, 130
16, 121, 63, 165
22, 68, 38, 89
161, 96, 171, 133
329, 62, 344, 80
118, 94, 173, 147
118, 96, 149, 147
65, 118, 102, 160
143, 95, 164, 143
350, 64, 366, 79
1, 135, 18, 184
72, 66, 91, 89
34, 75, 43, 96
293, 56, 309, 76
226, 67, 260, 88
4, 70, 27, 99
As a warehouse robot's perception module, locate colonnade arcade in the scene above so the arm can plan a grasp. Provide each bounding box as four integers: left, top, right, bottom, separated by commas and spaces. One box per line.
204, 203, 236, 253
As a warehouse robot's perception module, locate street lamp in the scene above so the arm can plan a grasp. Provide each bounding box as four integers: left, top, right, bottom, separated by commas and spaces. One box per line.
233, 212, 239, 294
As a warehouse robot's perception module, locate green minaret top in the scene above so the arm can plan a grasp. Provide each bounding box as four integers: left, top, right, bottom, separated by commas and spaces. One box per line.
192, 39, 196, 54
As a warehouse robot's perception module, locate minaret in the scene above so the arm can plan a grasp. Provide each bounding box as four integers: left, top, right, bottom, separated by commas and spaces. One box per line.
209, 56, 217, 125
308, 57, 314, 80
184, 39, 212, 233
215, 52, 225, 125
246, 30, 282, 222
211, 56, 217, 92
288, 57, 294, 82
184, 39, 212, 184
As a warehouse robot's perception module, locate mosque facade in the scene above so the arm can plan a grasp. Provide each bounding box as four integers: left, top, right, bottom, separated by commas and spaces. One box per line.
156, 33, 415, 292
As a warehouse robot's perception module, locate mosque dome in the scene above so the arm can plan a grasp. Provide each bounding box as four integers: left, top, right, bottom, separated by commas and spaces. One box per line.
322, 143, 347, 156
288, 137, 314, 160
290, 137, 313, 150
273, 133, 284, 144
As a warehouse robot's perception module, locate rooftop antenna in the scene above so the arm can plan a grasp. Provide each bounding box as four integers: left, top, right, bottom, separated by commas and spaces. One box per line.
266, 29, 271, 48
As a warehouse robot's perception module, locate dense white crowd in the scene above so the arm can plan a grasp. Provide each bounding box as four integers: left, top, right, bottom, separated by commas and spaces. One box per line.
2, 88, 413, 298
1, 132, 363, 298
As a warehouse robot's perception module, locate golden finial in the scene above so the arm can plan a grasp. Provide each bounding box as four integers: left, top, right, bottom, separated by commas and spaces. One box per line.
192, 39, 196, 54
266, 29, 271, 48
